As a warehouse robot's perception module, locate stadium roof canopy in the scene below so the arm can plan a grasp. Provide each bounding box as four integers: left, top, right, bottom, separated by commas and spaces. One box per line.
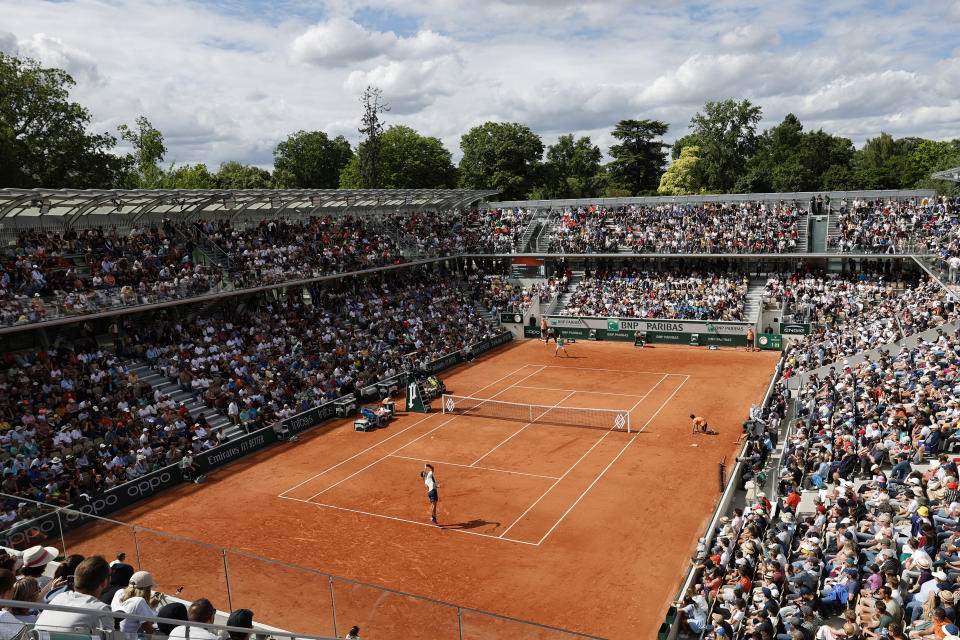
0, 188, 498, 229
932, 167, 960, 183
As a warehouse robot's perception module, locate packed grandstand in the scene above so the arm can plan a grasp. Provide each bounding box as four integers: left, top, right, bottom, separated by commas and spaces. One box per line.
3, 188, 960, 640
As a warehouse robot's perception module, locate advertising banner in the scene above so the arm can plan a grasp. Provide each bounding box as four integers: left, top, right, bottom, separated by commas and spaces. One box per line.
195, 427, 276, 474
547, 316, 750, 336
0, 464, 183, 549
780, 323, 810, 335
500, 312, 523, 324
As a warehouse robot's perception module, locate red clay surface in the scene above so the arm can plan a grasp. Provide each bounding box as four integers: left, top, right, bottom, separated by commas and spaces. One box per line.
63, 340, 779, 639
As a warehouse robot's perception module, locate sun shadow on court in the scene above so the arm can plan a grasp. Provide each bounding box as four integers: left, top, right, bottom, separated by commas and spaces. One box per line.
441, 519, 501, 530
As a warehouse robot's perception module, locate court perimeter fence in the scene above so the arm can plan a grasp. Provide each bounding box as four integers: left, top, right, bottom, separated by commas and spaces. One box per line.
659, 355, 785, 640
0, 329, 607, 639
0, 495, 602, 640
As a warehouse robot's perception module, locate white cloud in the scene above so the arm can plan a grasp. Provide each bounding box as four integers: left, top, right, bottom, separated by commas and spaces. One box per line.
290, 16, 454, 67
717, 24, 781, 50
1, 0, 958, 170
290, 16, 397, 67
948, 1, 960, 21
16, 33, 103, 85
344, 54, 464, 114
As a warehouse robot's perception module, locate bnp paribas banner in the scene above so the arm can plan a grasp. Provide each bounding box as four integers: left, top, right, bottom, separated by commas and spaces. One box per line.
543, 316, 751, 347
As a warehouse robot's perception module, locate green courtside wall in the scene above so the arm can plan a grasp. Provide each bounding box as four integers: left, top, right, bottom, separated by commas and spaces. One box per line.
543, 316, 751, 347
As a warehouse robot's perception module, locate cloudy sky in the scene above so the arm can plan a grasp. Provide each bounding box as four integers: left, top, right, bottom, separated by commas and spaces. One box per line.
3, 0, 960, 169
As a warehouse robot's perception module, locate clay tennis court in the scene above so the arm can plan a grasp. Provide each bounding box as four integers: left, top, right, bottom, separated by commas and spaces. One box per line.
60, 339, 779, 639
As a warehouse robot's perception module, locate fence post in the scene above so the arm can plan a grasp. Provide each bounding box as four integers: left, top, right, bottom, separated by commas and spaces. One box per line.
328, 577, 338, 638
55, 509, 67, 557
222, 549, 233, 611
133, 527, 142, 570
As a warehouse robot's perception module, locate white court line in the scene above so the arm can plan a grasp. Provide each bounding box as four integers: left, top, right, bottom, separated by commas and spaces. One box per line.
498, 428, 614, 539
306, 415, 459, 500
278, 363, 532, 498
629, 373, 669, 412
543, 365, 683, 375
278, 495, 538, 546
537, 433, 639, 545
301, 365, 547, 501
511, 385, 645, 398
505, 374, 689, 543
389, 454, 560, 480
469, 390, 578, 467
634, 375, 690, 434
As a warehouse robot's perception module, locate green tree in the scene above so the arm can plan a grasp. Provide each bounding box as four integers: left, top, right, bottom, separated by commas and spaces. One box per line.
118, 116, 166, 189
687, 98, 762, 192
0, 53, 122, 188
458, 122, 544, 200
852, 132, 909, 189
737, 114, 856, 193
272, 130, 353, 188
658, 145, 706, 195
908, 139, 960, 192
339, 125, 456, 189
161, 163, 216, 189
541, 134, 603, 198
357, 85, 390, 188
214, 161, 273, 189
606, 119, 670, 195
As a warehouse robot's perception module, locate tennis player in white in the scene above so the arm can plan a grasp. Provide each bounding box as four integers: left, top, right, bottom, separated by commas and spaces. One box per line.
421, 464, 440, 524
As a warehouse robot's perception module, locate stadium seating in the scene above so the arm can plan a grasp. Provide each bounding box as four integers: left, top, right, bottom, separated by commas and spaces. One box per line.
0, 267, 497, 535
560, 270, 748, 320
543, 201, 802, 254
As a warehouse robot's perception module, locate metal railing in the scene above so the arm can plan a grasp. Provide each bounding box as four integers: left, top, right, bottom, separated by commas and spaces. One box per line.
1, 496, 602, 640
0, 598, 337, 640
664, 355, 785, 639
0, 256, 457, 335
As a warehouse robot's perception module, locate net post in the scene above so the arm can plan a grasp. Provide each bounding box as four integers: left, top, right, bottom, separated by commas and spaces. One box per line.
441, 394, 447, 415
626, 414, 631, 434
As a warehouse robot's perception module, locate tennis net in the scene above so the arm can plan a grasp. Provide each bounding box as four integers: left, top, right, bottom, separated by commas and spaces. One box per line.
441, 394, 631, 432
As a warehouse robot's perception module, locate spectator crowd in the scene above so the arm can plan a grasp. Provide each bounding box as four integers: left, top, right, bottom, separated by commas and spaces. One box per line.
831, 197, 960, 255
544, 201, 801, 254
677, 326, 960, 640
0, 267, 498, 538
0, 548, 264, 640
561, 270, 748, 320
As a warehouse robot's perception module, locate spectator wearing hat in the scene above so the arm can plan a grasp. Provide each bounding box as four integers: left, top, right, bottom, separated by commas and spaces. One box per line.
19, 545, 58, 588
99, 561, 134, 606
167, 598, 219, 640
226, 608, 254, 640
156, 603, 188, 636
111, 570, 158, 639
35, 555, 113, 633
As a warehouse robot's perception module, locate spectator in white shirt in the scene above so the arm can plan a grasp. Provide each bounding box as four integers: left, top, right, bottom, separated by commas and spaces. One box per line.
110, 571, 158, 640
167, 598, 220, 640
35, 555, 113, 633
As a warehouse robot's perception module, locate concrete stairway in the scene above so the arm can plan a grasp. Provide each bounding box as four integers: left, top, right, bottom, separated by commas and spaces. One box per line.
127, 360, 243, 439
743, 277, 766, 324
551, 271, 584, 314
796, 215, 809, 252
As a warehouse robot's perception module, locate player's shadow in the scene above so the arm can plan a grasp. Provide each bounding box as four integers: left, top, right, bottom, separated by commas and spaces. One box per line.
442, 519, 501, 530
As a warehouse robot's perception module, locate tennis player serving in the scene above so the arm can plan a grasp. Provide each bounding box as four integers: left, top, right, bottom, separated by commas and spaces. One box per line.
421, 464, 440, 524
